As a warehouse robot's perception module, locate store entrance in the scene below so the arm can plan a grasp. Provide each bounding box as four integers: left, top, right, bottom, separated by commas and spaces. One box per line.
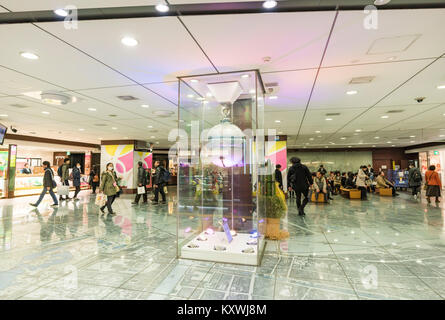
69, 153, 85, 174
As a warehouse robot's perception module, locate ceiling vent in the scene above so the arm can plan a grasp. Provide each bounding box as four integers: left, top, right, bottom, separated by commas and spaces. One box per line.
367, 35, 421, 55
10, 104, 30, 109
349, 76, 375, 84
117, 95, 139, 101
108, 114, 117, 117
325, 112, 341, 116
264, 82, 279, 95
387, 110, 404, 113
153, 110, 174, 118
94, 123, 107, 127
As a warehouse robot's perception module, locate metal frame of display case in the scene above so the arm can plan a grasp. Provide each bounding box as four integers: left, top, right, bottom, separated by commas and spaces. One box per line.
176, 70, 267, 266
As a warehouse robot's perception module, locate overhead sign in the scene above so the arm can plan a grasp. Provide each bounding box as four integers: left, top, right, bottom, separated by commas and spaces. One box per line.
434, 151, 439, 155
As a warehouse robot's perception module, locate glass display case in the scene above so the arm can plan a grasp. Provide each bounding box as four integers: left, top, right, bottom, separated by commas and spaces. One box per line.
176, 70, 266, 266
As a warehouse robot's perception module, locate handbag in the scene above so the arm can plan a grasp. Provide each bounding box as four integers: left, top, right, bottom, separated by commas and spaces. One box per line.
163, 186, 168, 194
137, 186, 145, 195
57, 185, 70, 196
95, 193, 107, 207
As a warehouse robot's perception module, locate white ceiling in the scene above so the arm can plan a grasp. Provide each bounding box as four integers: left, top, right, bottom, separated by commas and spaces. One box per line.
0, 3, 444, 149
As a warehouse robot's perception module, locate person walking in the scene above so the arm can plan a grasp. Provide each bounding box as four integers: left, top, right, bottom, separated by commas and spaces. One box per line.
275, 164, 283, 191
425, 165, 442, 204
30, 161, 58, 208
408, 164, 422, 200
356, 166, 368, 200
287, 157, 313, 216
58, 158, 71, 201
90, 165, 100, 194
132, 161, 149, 205
99, 163, 120, 215
152, 160, 167, 205
72, 162, 81, 201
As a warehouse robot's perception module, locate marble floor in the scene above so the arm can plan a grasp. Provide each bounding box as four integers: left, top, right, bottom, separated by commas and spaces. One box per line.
0, 188, 444, 300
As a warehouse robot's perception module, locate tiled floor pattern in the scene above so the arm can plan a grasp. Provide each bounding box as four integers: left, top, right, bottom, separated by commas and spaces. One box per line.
0, 188, 444, 300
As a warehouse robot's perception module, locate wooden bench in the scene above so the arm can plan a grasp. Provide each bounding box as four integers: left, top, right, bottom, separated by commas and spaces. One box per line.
376, 188, 392, 196
340, 187, 361, 199
311, 192, 327, 203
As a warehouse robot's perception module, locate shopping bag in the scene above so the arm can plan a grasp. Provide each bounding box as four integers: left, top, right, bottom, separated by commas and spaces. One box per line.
57, 185, 70, 196
95, 193, 107, 207
137, 186, 145, 195
163, 186, 168, 194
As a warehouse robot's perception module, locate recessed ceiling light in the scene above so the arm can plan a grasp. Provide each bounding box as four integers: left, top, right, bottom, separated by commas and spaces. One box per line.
54, 9, 68, 17
278, 132, 283, 134
355, 129, 361, 132
187, 94, 194, 98
41, 111, 50, 115
263, 0, 277, 9
206, 92, 212, 97
155, 3, 169, 12
325, 146, 329, 148
440, 135, 445, 138
269, 96, 278, 100
249, 89, 255, 94
409, 135, 415, 138
387, 141, 392, 143
348, 146, 352, 148
141, 104, 149, 108
150, 136, 156, 139
381, 115, 389, 119
112, 127, 117, 130
387, 56, 397, 61
372, 145, 376, 147
309, 138, 314, 141
315, 131, 321, 133
0, 114, 8, 117
20, 52, 39, 60
391, 145, 395, 147
275, 120, 281, 123
99, 137, 103, 140
241, 74, 250, 78
156, 141, 160, 144
190, 79, 199, 83
88, 108, 96, 112
437, 85, 445, 89
121, 37, 138, 47
374, 136, 380, 139
317, 135, 322, 138
340, 137, 346, 140
197, 97, 205, 101
410, 141, 415, 143
79, 128, 85, 131
374, 0, 391, 5
325, 118, 333, 121
147, 125, 153, 128
346, 90, 358, 95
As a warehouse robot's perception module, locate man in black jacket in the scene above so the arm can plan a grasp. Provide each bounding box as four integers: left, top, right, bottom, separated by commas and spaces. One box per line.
287, 157, 313, 216
152, 160, 167, 204
132, 161, 149, 205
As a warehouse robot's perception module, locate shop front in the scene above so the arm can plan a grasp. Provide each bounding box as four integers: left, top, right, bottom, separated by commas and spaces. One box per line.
408, 146, 445, 189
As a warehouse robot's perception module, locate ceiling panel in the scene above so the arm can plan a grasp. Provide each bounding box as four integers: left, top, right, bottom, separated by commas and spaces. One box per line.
323, 9, 445, 67
0, 24, 133, 89
37, 17, 216, 84
181, 11, 335, 72
0, 0, 157, 11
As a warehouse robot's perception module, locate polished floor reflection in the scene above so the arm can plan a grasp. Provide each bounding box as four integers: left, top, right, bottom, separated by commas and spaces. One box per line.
0, 188, 444, 300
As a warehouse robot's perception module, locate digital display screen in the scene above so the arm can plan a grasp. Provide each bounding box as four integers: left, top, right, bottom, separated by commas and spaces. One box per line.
0, 123, 7, 145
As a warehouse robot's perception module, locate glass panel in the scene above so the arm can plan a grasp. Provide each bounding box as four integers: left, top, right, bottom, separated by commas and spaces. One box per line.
177, 70, 265, 266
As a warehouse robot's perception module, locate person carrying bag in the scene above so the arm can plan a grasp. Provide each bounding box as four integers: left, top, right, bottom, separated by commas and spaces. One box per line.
30, 161, 58, 208
98, 163, 120, 215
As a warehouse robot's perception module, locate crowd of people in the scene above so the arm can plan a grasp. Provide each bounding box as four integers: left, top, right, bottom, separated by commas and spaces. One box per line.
29, 158, 170, 214
286, 157, 441, 216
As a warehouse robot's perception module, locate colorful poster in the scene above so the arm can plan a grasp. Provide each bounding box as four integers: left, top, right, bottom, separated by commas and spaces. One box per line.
133, 151, 153, 189
265, 140, 288, 190
101, 145, 135, 188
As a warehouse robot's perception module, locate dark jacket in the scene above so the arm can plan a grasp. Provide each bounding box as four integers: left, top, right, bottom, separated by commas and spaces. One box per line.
152, 166, 166, 185
318, 167, 327, 175
72, 167, 81, 187
275, 169, 283, 187
43, 168, 55, 188
137, 166, 148, 185
345, 177, 356, 188
408, 167, 422, 187
21, 168, 32, 174
287, 163, 313, 191
61, 163, 70, 181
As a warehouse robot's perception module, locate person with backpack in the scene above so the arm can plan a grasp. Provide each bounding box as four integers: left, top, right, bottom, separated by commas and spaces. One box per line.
30, 161, 58, 208
408, 164, 422, 200
287, 157, 313, 216
58, 158, 71, 201
152, 160, 168, 205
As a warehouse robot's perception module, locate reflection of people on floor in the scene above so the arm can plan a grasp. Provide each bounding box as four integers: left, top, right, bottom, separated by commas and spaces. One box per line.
35, 208, 57, 243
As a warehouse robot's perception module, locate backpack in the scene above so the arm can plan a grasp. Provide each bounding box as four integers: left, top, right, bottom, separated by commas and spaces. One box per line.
413, 170, 422, 183
160, 168, 171, 183
57, 165, 63, 177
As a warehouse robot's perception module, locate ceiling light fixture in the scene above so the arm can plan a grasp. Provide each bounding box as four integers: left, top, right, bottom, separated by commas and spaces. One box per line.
325, 118, 333, 121
190, 79, 199, 83
79, 128, 85, 131
355, 129, 361, 132
147, 125, 153, 128
187, 94, 194, 98
0, 114, 8, 117
374, 136, 379, 139
241, 74, 250, 79
155, 3, 169, 12
437, 85, 445, 89
41, 111, 50, 115
340, 137, 346, 140
20, 52, 39, 60
275, 120, 281, 123
141, 104, 149, 108
409, 135, 415, 138
88, 108, 96, 111
112, 127, 117, 130
54, 9, 68, 17
41, 91, 73, 105
381, 115, 389, 119
315, 131, 321, 133
263, 0, 277, 9
374, 0, 391, 5
121, 37, 138, 47
346, 90, 358, 95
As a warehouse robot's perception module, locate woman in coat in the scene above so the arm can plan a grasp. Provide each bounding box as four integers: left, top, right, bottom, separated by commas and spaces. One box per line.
99, 162, 120, 215
425, 165, 442, 203
30, 161, 58, 207
356, 166, 368, 200
89, 165, 100, 194
72, 162, 82, 201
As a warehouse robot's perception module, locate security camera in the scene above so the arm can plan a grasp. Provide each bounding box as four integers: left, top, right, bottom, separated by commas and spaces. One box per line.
415, 97, 425, 103
10, 126, 17, 133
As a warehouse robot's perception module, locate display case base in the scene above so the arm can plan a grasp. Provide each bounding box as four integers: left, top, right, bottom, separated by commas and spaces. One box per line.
181, 231, 264, 266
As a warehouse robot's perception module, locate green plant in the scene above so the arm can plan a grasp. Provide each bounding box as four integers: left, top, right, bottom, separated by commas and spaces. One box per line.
262, 194, 287, 219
